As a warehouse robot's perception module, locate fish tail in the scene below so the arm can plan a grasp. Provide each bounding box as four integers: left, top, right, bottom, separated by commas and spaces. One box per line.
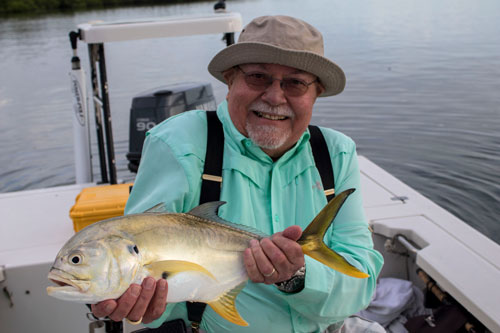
298, 188, 369, 278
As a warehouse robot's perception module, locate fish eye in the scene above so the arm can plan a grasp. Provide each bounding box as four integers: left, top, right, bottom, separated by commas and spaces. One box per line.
69, 254, 83, 265
128, 244, 140, 255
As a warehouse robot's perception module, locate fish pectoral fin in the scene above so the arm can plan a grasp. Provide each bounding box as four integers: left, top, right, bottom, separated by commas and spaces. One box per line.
145, 260, 217, 281
208, 282, 248, 327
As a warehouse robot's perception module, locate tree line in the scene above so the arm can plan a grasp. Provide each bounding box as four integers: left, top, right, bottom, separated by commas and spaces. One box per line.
0, 0, 203, 15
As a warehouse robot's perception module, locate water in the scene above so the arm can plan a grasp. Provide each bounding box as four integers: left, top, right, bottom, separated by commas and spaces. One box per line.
0, 0, 499, 244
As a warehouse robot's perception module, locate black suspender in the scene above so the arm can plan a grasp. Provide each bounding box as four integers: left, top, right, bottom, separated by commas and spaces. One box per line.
308, 125, 335, 202
185, 111, 224, 333
185, 301, 206, 333
199, 111, 225, 205
185, 112, 335, 331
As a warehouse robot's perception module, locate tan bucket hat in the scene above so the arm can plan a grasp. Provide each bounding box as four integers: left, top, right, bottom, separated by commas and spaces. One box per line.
208, 15, 346, 97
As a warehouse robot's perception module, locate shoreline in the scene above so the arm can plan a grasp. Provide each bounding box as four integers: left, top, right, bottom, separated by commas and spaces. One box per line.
0, 0, 209, 16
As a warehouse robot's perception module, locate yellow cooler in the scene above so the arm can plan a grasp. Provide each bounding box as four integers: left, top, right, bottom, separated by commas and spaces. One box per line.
69, 184, 132, 232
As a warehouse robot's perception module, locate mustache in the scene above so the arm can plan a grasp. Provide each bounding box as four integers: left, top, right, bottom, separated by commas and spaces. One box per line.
249, 101, 295, 118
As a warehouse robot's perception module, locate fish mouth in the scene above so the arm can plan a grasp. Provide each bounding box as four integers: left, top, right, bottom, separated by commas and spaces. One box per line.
47, 270, 87, 293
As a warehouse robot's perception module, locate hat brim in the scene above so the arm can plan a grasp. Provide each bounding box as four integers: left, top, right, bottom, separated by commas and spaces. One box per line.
208, 42, 346, 97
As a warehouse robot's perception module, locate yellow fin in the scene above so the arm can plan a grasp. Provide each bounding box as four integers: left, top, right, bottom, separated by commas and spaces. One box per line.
298, 189, 369, 279
145, 260, 217, 281
302, 241, 369, 278
208, 282, 248, 326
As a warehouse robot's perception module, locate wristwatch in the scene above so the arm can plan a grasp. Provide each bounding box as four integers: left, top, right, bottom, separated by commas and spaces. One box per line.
275, 265, 306, 293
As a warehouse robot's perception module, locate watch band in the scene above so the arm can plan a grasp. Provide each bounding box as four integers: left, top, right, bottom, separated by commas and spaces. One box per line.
275, 265, 306, 294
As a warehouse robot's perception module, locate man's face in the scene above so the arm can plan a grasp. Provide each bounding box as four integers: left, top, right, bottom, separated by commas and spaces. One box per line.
224, 63, 324, 159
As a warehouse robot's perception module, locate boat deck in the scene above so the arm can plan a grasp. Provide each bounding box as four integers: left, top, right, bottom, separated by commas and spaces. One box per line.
1, 156, 499, 332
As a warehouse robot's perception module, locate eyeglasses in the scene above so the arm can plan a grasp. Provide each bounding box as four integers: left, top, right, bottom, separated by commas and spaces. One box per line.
235, 66, 318, 97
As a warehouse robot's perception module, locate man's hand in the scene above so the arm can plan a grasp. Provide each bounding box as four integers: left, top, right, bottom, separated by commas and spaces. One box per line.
91, 277, 168, 324
243, 225, 305, 284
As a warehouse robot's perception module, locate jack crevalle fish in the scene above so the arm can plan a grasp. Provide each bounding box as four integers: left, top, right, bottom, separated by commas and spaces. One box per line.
47, 188, 368, 326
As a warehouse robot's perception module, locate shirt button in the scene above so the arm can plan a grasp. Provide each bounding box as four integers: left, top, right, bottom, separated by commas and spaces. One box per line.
274, 215, 280, 222
245, 141, 252, 147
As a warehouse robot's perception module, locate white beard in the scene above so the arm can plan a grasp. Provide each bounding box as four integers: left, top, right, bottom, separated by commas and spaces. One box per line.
245, 101, 295, 150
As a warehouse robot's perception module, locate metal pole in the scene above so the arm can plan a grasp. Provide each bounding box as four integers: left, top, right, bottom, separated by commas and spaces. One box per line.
96, 44, 117, 184
69, 31, 92, 184
214, 0, 235, 46
225, 32, 235, 46
88, 44, 109, 184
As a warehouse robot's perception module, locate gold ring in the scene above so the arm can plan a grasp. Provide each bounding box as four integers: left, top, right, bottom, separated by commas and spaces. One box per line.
263, 268, 276, 278
126, 317, 143, 325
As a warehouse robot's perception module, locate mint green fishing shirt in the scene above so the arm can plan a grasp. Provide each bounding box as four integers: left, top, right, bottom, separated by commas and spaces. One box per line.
125, 100, 384, 333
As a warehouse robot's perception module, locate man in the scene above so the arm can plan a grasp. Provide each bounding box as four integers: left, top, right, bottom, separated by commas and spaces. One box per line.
92, 15, 383, 332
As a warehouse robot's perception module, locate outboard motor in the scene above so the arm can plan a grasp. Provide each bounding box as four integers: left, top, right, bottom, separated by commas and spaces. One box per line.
126, 82, 216, 172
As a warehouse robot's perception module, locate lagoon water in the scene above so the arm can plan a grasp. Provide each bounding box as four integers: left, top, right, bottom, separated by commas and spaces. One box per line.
0, 0, 499, 244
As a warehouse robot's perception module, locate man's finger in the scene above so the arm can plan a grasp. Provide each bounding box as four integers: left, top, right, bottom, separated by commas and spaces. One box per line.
108, 284, 142, 322
143, 279, 169, 324
272, 234, 305, 267
91, 300, 117, 318
253, 238, 280, 283
126, 277, 156, 322
243, 240, 265, 283
281, 225, 302, 241
260, 237, 289, 281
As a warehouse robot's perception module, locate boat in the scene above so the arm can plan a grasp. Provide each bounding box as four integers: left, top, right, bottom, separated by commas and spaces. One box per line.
1, 5, 499, 333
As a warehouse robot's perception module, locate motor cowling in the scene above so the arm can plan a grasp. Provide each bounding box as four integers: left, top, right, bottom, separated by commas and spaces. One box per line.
127, 82, 216, 173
